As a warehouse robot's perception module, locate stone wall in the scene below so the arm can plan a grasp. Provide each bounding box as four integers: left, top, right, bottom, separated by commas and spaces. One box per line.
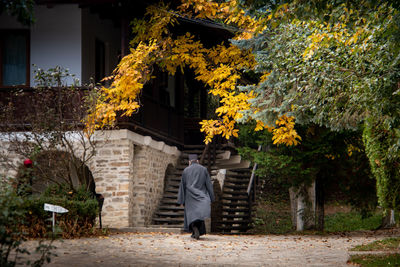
86, 137, 135, 228
130, 145, 178, 226
89, 130, 180, 228
0, 141, 25, 181
0, 129, 180, 229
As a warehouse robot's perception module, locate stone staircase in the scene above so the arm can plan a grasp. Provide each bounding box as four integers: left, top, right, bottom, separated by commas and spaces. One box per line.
151, 145, 223, 228
216, 169, 253, 233
151, 145, 254, 233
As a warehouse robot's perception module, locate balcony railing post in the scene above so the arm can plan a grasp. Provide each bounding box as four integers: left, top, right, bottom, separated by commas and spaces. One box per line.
207, 140, 212, 174
247, 145, 262, 197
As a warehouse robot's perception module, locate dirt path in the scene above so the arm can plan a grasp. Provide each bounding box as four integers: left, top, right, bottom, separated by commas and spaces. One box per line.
20, 231, 398, 267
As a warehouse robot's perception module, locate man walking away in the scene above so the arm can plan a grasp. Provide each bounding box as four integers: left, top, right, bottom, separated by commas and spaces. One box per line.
177, 154, 215, 239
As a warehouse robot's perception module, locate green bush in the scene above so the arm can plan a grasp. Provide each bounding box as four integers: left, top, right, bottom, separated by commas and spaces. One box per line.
0, 183, 55, 267
20, 185, 99, 238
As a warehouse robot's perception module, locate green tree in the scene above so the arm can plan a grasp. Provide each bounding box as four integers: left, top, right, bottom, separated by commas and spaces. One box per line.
238, 122, 376, 230
236, 0, 400, 214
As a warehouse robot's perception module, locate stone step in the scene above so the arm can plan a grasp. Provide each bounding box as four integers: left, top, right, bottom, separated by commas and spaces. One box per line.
147, 224, 184, 229
228, 168, 253, 173
222, 196, 249, 201
217, 225, 251, 232
175, 165, 187, 170
163, 193, 178, 199
181, 155, 221, 163
137, 226, 182, 233
224, 184, 248, 190
165, 187, 179, 193
158, 205, 184, 211
155, 211, 184, 217
166, 173, 181, 177
224, 179, 250, 185
167, 175, 182, 181
223, 190, 248, 196
153, 217, 184, 223
226, 171, 252, 177
161, 199, 180, 205
221, 202, 249, 207
225, 174, 251, 180
221, 214, 250, 218
217, 219, 251, 225
217, 161, 251, 170
166, 181, 181, 188
180, 158, 221, 165
222, 208, 250, 213
176, 163, 220, 170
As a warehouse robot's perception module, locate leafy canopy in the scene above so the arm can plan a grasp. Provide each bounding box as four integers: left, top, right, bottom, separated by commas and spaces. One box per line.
85, 0, 301, 146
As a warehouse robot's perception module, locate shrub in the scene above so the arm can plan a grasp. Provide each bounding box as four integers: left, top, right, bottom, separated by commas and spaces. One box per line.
0, 183, 55, 267
20, 185, 99, 238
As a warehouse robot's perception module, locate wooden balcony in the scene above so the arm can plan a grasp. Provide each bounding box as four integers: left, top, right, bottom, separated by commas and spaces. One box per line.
0, 87, 185, 147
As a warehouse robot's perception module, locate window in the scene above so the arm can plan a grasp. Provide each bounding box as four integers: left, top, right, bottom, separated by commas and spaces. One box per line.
0, 30, 30, 87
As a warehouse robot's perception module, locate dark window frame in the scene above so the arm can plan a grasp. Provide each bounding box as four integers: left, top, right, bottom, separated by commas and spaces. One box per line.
95, 38, 105, 84
0, 29, 30, 88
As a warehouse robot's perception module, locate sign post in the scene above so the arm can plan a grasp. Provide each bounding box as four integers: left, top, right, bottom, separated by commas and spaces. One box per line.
44, 203, 69, 233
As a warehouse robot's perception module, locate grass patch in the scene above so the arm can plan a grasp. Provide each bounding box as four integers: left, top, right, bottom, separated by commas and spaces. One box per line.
248, 202, 293, 234
352, 237, 400, 251
250, 211, 293, 234
324, 212, 382, 233
249, 203, 383, 235
349, 253, 400, 266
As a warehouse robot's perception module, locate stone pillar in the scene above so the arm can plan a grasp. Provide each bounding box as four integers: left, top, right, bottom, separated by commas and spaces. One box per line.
89, 137, 134, 228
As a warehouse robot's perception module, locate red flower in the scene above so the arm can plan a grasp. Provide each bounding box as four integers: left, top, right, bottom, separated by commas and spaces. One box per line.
23, 159, 33, 168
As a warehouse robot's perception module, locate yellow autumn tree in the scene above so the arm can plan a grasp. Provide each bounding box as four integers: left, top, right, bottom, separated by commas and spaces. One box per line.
85, 0, 301, 146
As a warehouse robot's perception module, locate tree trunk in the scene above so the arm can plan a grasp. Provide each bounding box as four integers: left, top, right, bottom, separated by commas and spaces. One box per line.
296, 194, 305, 231
306, 181, 316, 229
315, 177, 325, 231
381, 209, 396, 228
289, 187, 298, 229
289, 183, 317, 231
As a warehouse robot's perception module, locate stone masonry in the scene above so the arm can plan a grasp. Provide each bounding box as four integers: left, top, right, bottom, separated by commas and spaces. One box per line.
84, 130, 180, 228
130, 145, 178, 226
0, 129, 180, 229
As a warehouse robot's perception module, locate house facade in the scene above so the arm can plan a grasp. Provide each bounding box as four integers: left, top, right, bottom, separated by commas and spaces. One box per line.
0, 3, 121, 87
0, 1, 249, 230
0, 1, 187, 228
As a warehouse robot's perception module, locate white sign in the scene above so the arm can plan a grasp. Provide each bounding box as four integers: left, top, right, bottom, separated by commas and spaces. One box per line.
44, 203, 68, 214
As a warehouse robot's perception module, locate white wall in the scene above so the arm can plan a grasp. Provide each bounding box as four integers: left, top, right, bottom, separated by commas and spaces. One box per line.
30, 5, 82, 85
81, 8, 121, 84
0, 5, 82, 86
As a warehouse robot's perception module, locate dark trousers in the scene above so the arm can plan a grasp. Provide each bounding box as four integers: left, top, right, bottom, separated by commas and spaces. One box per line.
189, 220, 206, 236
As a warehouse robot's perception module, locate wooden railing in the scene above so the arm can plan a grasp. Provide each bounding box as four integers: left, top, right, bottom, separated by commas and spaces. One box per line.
199, 137, 221, 174
247, 145, 262, 219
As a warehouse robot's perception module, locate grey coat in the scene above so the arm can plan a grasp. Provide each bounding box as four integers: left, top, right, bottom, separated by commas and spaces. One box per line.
177, 162, 215, 232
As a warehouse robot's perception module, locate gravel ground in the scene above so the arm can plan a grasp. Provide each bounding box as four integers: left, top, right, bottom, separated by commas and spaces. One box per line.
18, 230, 399, 267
